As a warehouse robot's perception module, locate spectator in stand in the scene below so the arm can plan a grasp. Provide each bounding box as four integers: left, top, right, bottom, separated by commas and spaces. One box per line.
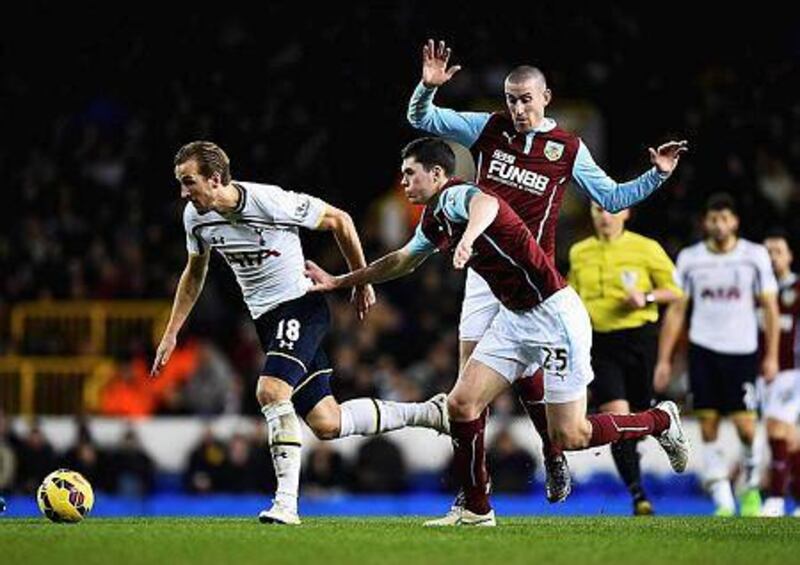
15, 423, 57, 494
351, 437, 407, 493
183, 427, 227, 494
111, 426, 155, 497
487, 427, 536, 493
62, 419, 112, 492
302, 442, 350, 495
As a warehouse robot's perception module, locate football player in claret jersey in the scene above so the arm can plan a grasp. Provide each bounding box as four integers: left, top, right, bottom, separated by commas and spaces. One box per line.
760, 233, 800, 517
655, 193, 780, 516
306, 138, 688, 526
152, 141, 449, 525
408, 39, 687, 505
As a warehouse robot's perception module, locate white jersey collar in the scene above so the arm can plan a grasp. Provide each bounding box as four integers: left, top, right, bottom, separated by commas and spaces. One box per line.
525, 117, 557, 136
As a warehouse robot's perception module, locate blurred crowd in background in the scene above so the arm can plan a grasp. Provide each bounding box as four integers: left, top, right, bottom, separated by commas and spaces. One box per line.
1, 5, 798, 494
0, 413, 536, 496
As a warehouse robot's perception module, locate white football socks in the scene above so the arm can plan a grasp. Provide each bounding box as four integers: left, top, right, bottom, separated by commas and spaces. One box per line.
262, 400, 302, 512
338, 398, 437, 437
741, 441, 760, 490
703, 440, 735, 513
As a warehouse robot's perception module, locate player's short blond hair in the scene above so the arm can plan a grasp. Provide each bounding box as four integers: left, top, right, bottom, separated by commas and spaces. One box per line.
174, 141, 231, 184
505, 65, 547, 87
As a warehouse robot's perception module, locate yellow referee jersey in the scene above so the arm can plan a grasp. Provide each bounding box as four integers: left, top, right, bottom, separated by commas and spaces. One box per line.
568, 231, 682, 333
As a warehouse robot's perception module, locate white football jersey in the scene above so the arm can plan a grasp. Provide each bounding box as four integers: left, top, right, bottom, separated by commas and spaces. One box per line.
675, 238, 778, 354
183, 181, 326, 319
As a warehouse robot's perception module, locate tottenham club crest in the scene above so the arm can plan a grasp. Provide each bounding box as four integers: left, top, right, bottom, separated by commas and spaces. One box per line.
544, 141, 564, 162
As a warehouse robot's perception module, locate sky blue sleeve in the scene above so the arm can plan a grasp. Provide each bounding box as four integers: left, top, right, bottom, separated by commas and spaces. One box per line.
440, 184, 480, 222
407, 81, 491, 148
403, 224, 437, 257
571, 140, 670, 212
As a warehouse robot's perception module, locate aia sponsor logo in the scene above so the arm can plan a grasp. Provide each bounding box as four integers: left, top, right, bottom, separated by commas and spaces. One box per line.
699, 286, 742, 301
224, 249, 282, 267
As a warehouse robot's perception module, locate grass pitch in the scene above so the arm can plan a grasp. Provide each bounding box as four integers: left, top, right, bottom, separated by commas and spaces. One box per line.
2, 517, 797, 565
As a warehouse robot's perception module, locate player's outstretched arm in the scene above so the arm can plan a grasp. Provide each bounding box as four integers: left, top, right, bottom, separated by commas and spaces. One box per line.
648, 140, 689, 175
305, 246, 429, 293
151, 252, 209, 376
573, 140, 689, 212
653, 296, 688, 392
314, 204, 375, 319
453, 193, 499, 269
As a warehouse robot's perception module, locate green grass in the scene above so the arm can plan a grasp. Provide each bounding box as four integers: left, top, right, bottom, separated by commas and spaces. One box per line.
2, 517, 798, 565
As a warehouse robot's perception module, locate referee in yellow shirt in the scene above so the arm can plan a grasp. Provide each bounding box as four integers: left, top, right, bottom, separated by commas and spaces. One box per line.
569, 202, 682, 515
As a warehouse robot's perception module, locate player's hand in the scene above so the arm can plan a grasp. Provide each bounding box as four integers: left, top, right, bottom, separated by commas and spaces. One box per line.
351, 284, 376, 321
649, 140, 689, 175
653, 360, 672, 393
421, 39, 462, 88
151, 334, 177, 377
304, 260, 339, 292
761, 356, 779, 383
453, 237, 473, 269
624, 290, 646, 309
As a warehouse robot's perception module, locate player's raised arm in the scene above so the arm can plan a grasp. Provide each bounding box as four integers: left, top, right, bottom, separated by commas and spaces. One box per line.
572, 140, 689, 212
151, 251, 210, 376
421, 38, 462, 88
407, 39, 490, 148
313, 203, 376, 319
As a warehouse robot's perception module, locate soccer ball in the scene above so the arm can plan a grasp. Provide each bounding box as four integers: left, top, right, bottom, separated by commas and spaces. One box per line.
37, 469, 94, 523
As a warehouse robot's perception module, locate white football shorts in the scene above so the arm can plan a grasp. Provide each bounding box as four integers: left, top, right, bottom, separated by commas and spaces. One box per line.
471, 286, 594, 403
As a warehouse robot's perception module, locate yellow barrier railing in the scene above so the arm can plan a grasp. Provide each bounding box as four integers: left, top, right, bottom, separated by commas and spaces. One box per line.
0, 356, 117, 415
10, 301, 171, 356
2, 301, 171, 414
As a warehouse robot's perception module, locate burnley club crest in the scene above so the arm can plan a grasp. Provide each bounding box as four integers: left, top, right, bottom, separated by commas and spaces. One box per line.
544, 141, 564, 162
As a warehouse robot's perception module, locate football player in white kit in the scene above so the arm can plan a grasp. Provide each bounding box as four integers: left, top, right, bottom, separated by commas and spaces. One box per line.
655, 193, 780, 516
151, 141, 449, 525
759, 233, 800, 517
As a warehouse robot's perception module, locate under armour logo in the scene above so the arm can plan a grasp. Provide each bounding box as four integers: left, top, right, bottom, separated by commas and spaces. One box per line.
278, 340, 294, 350
253, 227, 266, 246
277, 451, 290, 459
211, 236, 226, 245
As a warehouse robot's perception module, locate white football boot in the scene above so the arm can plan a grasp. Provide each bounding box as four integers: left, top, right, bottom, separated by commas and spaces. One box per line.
258, 501, 301, 525
761, 497, 786, 517
424, 493, 496, 527
655, 400, 689, 473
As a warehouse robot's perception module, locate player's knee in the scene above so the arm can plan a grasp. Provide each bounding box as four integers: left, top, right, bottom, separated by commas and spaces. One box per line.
256, 377, 291, 406
766, 418, 790, 439
305, 403, 341, 440
310, 415, 340, 440
447, 394, 481, 421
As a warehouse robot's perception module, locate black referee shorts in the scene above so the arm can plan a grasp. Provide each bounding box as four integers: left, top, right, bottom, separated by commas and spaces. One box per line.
589, 323, 657, 410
